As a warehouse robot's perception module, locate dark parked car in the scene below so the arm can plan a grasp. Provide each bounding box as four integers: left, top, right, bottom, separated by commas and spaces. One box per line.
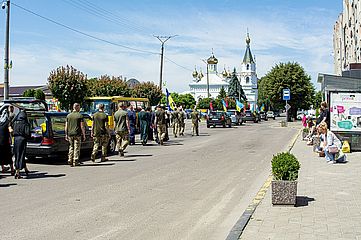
0, 100, 116, 160
207, 111, 232, 128
243, 110, 259, 123
259, 111, 268, 121
227, 109, 243, 125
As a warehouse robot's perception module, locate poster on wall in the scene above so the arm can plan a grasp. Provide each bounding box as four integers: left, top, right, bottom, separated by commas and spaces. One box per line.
330, 92, 361, 132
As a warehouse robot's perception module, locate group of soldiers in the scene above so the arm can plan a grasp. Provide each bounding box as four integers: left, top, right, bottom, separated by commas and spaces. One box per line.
65, 102, 201, 167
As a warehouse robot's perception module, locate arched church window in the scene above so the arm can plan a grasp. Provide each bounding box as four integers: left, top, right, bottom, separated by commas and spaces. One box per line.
246, 77, 250, 83
247, 64, 250, 70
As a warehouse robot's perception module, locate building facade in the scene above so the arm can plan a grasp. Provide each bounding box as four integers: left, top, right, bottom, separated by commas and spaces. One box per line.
334, 0, 361, 75
189, 34, 258, 109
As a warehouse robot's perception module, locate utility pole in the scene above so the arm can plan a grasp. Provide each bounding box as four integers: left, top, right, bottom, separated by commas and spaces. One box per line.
154, 35, 177, 91
201, 59, 210, 98
3, 0, 10, 100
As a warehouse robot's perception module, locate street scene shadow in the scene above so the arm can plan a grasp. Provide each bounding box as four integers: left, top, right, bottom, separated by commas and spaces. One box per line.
79, 163, 115, 167
125, 154, 152, 158
0, 183, 17, 187
26, 172, 66, 179
110, 158, 136, 162
295, 196, 315, 207
27, 157, 67, 165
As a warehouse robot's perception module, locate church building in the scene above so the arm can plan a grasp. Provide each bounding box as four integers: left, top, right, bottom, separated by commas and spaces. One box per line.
189, 33, 258, 110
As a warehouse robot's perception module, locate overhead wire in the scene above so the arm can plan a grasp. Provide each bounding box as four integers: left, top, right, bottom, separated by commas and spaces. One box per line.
11, 2, 194, 73
11, 2, 159, 55
61, 0, 151, 35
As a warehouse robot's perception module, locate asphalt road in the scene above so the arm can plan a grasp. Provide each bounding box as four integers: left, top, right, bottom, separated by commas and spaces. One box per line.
0, 119, 299, 240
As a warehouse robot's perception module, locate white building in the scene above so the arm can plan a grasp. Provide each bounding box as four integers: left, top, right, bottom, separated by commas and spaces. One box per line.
238, 34, 258, 110
189, 54, 230, 99
189, 34, 258, 109
334, 0, 361, 75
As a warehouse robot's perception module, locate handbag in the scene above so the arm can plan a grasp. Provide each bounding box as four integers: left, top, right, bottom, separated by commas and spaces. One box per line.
328, 146, 339, 154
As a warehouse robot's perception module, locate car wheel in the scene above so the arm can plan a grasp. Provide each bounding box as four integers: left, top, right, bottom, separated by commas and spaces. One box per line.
107, 136, 116, 155
207, 125, 210, 128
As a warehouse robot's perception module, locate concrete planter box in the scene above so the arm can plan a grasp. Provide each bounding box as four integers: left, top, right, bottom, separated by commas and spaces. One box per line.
271, 180, 297, 205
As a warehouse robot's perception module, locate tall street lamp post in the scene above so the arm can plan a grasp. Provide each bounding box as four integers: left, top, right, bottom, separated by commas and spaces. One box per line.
3, 0, 10, 100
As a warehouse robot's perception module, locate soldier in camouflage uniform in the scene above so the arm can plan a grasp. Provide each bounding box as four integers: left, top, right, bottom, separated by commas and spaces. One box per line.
91, 103, 110, 162
178, 107, 186, 136
190, 107, 200, 136
171, 108, 180, 138
155, 105, 167, 145
65, 103, 86, 167
114, 102, 130, 157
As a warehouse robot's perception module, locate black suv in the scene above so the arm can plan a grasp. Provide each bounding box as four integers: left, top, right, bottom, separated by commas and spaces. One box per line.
1, 100, 116, 160
207, 111, 232, 128
243, 110, 259, 123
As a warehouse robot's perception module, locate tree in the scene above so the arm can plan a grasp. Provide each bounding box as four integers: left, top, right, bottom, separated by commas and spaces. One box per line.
23, 88, 45, 100
257, 62, 315, 118
48, 65, 89, 111
23, 89, 35, 98
228, 68, 246, 101
197, 98, 212, 109
313, 91, 323, 109
90, 75, 130, 97
177, 93, 196, 109
218, 86, 227, 100
34, 89, 46, 100
132, 81, 163, 106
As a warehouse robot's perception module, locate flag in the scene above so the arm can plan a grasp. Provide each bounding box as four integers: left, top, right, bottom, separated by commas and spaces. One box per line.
236, 100, 244, 112
209, 101, 214, 111
221, 99, 227, 112
166, 88, 176, 111
261, 104, 265, 111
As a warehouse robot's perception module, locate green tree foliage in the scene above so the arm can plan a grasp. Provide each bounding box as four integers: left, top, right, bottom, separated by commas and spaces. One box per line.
132, 81, 162, 106
34, 89, 46, 100
218, 86, 227, 100
91, 75, 130, 97
257, 62, 315, 117
197, 98, 212, 109
23, 89, 45, 100
272, 152, 300, 181
313, 91, 323, 109
48, 65, 89, 111
228, 68, 246, 101
23, 89, 35, 98
161, 92, 196, 109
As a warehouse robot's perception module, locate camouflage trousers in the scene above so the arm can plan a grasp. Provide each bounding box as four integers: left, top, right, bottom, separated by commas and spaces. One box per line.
116, 131, 129, 153
92, 135, 109, 157
179, 122, 185, 135
172, 122, 180, 137
192, 123, 199, 136
68, 136, 81, 164
157, 124, 167, 143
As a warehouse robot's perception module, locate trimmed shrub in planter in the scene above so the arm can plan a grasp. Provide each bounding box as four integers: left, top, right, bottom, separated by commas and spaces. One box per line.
271, 152, 300, 205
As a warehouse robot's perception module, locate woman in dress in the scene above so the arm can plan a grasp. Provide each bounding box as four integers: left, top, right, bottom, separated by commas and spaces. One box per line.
0, 108, 14, 176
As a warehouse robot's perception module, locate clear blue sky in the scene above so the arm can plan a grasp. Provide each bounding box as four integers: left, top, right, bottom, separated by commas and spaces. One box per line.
0, 0, 342, 92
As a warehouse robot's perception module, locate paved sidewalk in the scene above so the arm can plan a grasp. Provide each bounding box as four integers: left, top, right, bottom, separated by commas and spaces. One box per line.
240, 134, 361, 240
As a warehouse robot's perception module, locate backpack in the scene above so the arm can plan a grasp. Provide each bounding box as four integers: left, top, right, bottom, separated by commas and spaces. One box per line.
13, 112, 31, 139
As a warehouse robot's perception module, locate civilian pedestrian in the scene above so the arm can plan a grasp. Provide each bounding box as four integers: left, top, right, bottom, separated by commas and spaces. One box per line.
0, 108, 14, 176
128, 105, 136, 145
138, 106, 150, 145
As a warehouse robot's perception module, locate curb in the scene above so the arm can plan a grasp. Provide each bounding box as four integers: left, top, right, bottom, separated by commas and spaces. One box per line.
225, 127, 302, 240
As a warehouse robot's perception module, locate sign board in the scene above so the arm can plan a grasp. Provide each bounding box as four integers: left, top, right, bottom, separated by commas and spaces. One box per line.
283, 89, 291, 101
330, 92, 361, 132
285, 103, 291, 111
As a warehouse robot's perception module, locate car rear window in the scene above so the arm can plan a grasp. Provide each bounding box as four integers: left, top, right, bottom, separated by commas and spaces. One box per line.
210, 112, 222, 117
51, 116, 66, 134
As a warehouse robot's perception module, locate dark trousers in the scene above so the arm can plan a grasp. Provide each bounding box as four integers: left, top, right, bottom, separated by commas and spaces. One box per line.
129, 125, 136, 144
14, 136, 27, 170
140, 122, 148, 144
